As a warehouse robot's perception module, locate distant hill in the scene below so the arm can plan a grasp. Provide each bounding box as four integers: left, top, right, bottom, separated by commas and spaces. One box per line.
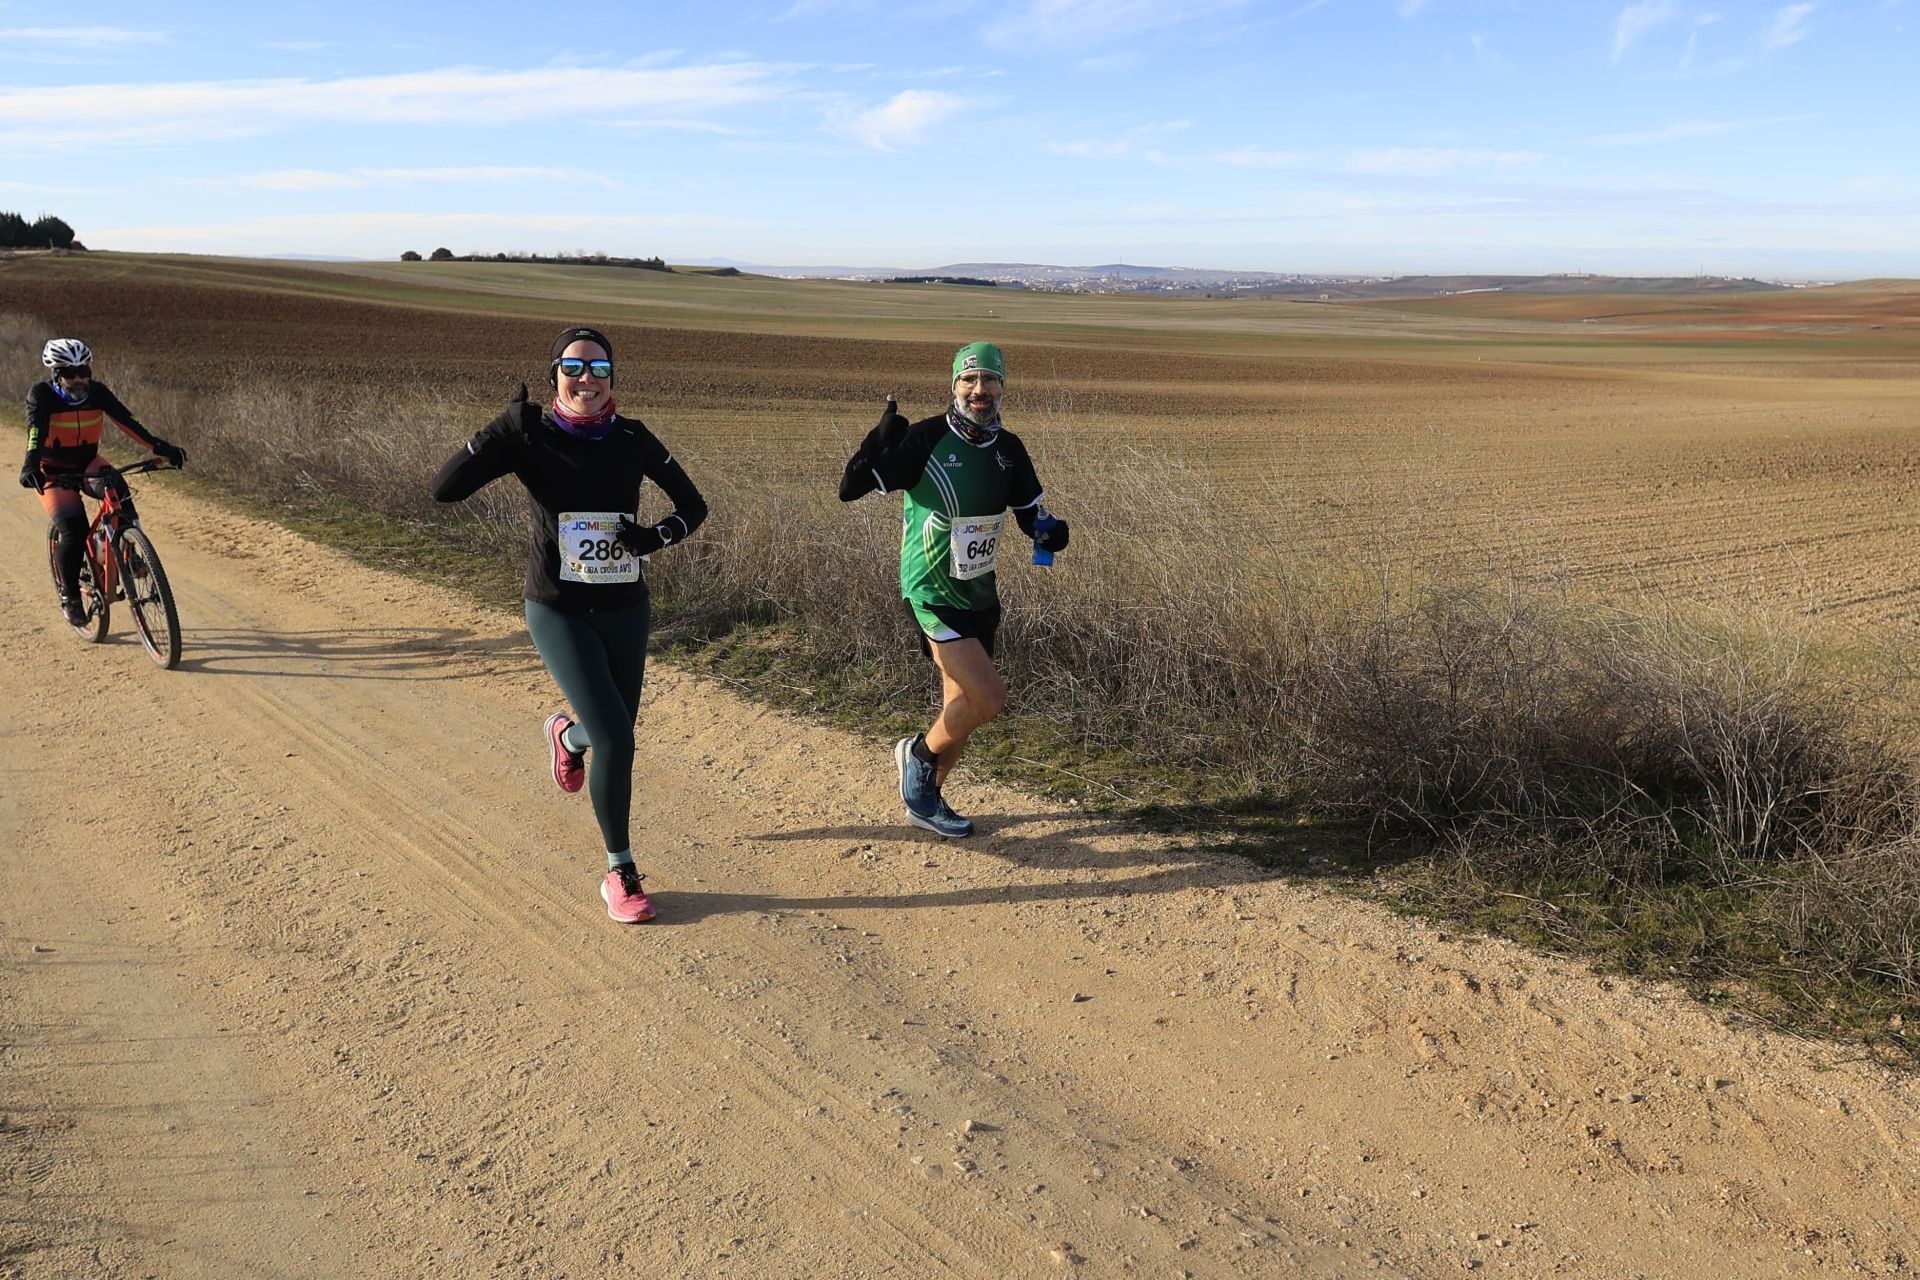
699, 259, 1798, 297
1367, 274, 1782, 296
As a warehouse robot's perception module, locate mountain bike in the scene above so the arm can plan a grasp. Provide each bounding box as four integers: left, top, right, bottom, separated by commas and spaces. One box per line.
43, 458, 184, 669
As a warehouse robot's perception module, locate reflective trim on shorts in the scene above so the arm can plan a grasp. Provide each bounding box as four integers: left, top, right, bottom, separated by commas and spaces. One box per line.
903, 598, 1000, 660
908, 598, 962, 641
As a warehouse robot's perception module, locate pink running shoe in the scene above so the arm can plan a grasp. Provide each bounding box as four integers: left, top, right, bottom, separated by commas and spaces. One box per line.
600, 865, 655, 923
544, 712, 585, 793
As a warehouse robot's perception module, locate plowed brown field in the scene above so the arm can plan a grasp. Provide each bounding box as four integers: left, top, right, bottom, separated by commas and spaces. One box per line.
7, 253, 1920, 626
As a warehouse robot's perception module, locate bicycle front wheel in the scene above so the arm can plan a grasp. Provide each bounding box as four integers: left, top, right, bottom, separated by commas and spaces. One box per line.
47, 526, 109, 643
115, 527, 181, 669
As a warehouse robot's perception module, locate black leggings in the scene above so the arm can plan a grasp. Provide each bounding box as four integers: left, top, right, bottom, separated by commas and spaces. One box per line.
524, 597, 651, 854
50, 514, 87, 598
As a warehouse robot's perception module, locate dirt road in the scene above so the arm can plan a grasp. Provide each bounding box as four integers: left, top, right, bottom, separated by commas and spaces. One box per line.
4, 482, 1919, 1279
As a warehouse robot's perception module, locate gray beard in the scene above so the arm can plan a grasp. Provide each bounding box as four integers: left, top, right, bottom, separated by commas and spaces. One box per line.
952, 399, 1002, 430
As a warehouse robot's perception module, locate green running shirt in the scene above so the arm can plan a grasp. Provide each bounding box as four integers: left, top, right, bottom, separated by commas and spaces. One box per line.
899, 424, 1041, 608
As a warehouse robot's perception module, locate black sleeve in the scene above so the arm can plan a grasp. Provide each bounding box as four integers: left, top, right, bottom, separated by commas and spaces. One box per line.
432, 411, 522, 502
638, 433, 708, 549
24, 385, 48, 453
1000, 431, 1045, 516
841, 414, 946, 501
92, 383, 160, 449
838, 401, 912, 501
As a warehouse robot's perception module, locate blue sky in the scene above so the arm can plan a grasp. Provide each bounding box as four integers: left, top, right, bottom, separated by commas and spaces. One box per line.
0, 1, 1913, 278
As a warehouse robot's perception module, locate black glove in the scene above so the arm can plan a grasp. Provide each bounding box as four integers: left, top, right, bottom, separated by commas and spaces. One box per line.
615, 516, 668, 558
867, 394, 909, 444
1035, 518, 1070, 554
507, 382, 540, 430
153, 441, 187, 468
18, 450, 43, 492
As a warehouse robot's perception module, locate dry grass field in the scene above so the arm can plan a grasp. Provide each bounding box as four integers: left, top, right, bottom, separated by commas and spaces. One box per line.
8, 251, 1918, 630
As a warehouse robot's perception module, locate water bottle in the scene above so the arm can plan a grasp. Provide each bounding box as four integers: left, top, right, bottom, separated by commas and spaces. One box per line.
1032, 513, 1057, 567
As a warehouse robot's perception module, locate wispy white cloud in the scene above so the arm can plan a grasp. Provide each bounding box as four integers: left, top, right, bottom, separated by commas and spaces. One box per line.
609, 118, 749, 135
1048, 119, 1188, 160
1049, 138, 1131, 159
217, 166, 624, 192
228, 169, 363, 192
0, 26, 168, 45
1612, 2, 1679, 62
91, 210, 767, 254
996, 0, 1255, 45
1761, 3, 1816, 48
0, 178, 112, 196
0, 63, 794, 151
1217, 145, 1313, 169
1587, 114, 1803, 145
826, 88, 968, 149
1398, 0, 1431, 16
1077, 51, 1144, 72
1345, 147, 1547, 175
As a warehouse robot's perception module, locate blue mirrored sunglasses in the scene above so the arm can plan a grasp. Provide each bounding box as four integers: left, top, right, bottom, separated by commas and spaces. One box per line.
554, 357, 613, 379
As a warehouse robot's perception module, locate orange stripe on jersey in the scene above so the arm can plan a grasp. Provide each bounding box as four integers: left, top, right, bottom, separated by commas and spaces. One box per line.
42, 408, 108, 451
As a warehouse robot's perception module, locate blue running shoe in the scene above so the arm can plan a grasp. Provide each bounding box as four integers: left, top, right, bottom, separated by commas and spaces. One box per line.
896, 736, 939, 819
909, 795, 974, 839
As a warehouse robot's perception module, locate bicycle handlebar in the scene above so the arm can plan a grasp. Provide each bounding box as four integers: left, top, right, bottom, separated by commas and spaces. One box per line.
40, 457, 180, 490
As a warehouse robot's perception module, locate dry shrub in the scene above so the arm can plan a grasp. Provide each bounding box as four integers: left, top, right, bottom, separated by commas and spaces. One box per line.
1777, 840, 1920, 994
1303, 584, 1918, 872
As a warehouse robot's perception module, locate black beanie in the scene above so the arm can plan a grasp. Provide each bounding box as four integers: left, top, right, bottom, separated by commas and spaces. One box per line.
549, 326, 614, 383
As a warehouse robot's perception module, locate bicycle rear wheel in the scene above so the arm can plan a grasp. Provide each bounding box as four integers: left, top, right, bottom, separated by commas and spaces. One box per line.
115, 527, 181, 669
46, 525, 109, 643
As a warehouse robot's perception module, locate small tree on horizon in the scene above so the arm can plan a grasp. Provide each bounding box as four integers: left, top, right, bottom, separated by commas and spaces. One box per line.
429, 247, 454, 261
400, 250, 422, 261
30, 215, 76, 249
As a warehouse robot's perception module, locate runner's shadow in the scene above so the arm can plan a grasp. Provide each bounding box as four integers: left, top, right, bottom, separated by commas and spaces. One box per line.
650, 862, 1243, 926
751, 811, 1237, 873
754, 807, 1387, 880
173, 626, 542, 681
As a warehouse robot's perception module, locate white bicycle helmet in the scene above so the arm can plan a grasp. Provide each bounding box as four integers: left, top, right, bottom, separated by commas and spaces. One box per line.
42, 337, 93, 369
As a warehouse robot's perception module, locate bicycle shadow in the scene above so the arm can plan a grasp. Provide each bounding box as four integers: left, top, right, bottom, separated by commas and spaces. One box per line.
173, 626, 543, 682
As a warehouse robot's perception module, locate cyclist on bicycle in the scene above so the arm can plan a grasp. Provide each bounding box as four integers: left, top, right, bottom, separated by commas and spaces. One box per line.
20, 338, 185, 626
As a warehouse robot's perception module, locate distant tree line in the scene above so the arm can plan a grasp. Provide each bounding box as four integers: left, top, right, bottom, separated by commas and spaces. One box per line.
887, 275, 998, 287
0, 212, 82, 250
401, 248, 670, 272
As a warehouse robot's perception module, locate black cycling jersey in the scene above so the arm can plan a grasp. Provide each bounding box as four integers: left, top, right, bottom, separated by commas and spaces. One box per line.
25, 379, 162, 469
432, 406, 707, 613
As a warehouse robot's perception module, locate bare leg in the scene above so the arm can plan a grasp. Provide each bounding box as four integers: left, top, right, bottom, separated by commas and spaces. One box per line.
924, 638, 1007, 789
